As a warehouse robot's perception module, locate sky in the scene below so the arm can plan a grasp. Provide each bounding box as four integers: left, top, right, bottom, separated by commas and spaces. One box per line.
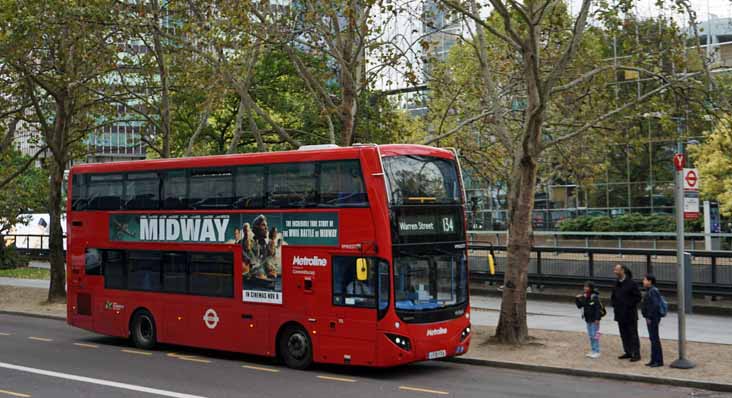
570, 0, 732, 23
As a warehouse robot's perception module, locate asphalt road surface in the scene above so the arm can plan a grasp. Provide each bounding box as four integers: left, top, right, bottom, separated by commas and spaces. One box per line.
0, 314, 726, 398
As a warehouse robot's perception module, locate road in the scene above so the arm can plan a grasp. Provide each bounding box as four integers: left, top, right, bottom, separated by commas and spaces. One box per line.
0, 314, 725, 398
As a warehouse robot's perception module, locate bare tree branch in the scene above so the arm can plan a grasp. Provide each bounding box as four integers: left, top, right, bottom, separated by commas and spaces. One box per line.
423, 110, 495, 145
0, 145, 48, 190
543, 74, 700, 149
438, 0, 521, 50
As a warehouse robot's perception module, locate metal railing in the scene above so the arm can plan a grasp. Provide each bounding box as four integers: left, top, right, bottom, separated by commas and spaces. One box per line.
470, 230, 732, 251
2, 234, 67, 258
468, 243, 732, 297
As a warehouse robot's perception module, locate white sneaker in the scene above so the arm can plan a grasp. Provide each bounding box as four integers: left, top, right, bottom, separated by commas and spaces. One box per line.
589, 352, 601, 359
585, 353, 594, 358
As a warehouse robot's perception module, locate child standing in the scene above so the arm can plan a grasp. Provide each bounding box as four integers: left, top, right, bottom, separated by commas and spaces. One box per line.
641, 274, 665, 367
576, 281, 603, 358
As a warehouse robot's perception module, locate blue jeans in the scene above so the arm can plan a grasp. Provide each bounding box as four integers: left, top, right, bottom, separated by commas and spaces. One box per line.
586, 322, 600, 353
646, 318, 663, 365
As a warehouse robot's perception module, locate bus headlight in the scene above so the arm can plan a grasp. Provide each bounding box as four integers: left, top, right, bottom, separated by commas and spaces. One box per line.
460, 325, 471, 342
386, 333, 411, 351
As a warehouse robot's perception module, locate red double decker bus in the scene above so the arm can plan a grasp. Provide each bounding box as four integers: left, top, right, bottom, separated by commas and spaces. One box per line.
66, 144, 471, 368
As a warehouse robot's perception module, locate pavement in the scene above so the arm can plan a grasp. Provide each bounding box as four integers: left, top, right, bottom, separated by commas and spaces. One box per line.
0, 313, 723, 398
468, 295, 732, 345
27, 261, 50, 270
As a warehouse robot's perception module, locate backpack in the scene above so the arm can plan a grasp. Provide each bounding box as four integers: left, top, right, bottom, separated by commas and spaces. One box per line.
657, 289, 668, 318
599, 301, 607, 319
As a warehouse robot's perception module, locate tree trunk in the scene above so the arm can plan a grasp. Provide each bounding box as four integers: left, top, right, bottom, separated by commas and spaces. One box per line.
152, 0, 171, 158
47, 158, 66, 302
185, 103, 212, 157
228, 96, 246, 154
340, 87, 357, 146
494, 152, 538, 344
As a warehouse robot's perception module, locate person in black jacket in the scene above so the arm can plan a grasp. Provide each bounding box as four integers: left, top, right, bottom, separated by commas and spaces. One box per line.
611, 264, 642, 361
576, 281, 602, 358
641, 274, 664, 367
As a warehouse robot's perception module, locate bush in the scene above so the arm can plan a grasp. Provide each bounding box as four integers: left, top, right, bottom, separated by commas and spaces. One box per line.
0, 244, 28, 270
558, 213, 703, 233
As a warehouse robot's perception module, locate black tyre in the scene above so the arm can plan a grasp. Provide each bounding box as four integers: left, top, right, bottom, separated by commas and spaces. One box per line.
130, 310, 157, 350
278, 325, 313, 370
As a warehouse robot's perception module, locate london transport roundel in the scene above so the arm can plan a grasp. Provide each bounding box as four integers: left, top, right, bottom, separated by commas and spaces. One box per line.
203, 308, 219, 329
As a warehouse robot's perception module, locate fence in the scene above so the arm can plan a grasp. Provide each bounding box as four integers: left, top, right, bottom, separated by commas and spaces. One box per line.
470, 230, 732, 251
468, 243, 732, 297
2, 234, 67, 258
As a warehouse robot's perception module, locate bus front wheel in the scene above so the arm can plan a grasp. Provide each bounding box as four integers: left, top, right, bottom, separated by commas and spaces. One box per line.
130, 310, 157, 350
279, 325, 313, 370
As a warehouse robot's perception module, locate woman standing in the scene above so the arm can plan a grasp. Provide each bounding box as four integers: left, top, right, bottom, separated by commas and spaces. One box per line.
641, 274, 664, 367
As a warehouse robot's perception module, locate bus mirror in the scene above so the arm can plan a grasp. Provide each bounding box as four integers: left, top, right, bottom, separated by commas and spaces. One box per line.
356, 258, 368, 281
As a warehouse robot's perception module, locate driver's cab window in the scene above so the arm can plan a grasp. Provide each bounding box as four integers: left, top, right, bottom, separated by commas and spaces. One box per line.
332, 257, 376, 308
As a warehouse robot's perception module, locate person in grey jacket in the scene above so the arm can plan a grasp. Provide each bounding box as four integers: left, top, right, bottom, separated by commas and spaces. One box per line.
641, 274, 664, 367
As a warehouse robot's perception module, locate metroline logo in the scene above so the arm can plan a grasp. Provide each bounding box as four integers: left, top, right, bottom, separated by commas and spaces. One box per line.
426, 327, 448, 337
292, 256, 328, 267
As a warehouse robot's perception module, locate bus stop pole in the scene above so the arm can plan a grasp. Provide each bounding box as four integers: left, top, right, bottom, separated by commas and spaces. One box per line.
671, 143, 695, 369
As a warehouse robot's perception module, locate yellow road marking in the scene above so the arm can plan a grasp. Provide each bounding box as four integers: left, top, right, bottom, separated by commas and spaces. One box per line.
0, 333, 10, 336
73, 343, 99, 349
0, 389, 31, 397
27, 337, 52, 342
166, 353, 210, 364
399, 386, 449, 395
242, 365, 280, 373
316, 375, 357, 383
121, 349, 152, 356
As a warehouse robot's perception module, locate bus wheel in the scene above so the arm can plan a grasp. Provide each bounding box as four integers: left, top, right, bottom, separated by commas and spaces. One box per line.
130, 310, 157, 350
279, 325, 312, 370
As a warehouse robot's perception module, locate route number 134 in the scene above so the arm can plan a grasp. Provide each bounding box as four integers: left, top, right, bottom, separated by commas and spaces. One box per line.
442, 217, 454, 233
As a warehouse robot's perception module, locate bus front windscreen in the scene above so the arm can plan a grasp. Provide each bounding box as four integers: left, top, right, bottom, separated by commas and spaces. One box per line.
393, 248, 468, 319
383, 155, 461, 205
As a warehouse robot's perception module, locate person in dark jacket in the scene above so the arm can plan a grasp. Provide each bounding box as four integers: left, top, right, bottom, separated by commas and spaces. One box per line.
611, 264, 642, 361
576, 281, 602, 358
641, 274, 664, 367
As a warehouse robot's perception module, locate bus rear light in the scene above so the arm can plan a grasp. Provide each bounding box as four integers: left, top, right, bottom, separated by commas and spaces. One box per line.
386, 333, 411, 351
460, 325, 471, 342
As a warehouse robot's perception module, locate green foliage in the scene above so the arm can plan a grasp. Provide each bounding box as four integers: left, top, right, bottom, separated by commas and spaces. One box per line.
689, 115, 732, 217
0, 150, 48, 234
0, 246, 27, 270
558, 213, 703, 233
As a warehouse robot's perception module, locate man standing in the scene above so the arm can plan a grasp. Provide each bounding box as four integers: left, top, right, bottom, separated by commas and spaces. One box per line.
611, 264, 642, 361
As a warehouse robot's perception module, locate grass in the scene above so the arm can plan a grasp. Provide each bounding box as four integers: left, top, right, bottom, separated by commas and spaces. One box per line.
0, 266, 50, 280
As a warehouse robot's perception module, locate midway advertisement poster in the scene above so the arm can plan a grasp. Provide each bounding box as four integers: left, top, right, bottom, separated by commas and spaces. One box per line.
109, 212, 339, 304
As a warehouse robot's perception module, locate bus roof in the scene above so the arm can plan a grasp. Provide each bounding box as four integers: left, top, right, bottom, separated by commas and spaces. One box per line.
69, 144, 455, 174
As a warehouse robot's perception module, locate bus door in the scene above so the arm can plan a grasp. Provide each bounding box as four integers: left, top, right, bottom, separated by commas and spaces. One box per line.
185, 251, 240, 352
323, 256, 378, 365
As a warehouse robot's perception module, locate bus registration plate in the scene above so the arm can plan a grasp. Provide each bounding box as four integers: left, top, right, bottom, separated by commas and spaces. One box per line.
427, 350, 447, 360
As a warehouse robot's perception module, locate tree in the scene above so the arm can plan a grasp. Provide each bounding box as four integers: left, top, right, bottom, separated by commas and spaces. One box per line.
689, 116, 732, 217
254, 0, 406, 146
0, 150, 48, 268
100, 0, 179, 158
0, 0, 120, 301
434, 0, 706, 344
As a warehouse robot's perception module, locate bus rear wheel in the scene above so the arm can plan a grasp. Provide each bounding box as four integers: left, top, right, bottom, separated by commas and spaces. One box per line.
130, 310, 157, 350
279, 325, 312, 370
